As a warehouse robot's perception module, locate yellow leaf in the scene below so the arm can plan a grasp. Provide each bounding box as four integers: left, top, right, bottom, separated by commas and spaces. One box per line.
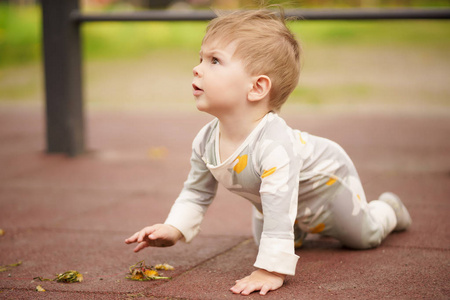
127, 261, 172, 281
0, 261, 22, 273
131, 274, 143, 280
36, 285, 46, 292
155, 263, 174, 271
55, 270, 83, 283
144, 269, 159, 277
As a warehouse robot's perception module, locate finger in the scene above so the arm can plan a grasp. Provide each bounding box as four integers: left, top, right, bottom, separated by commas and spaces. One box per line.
241, 287, 254, 296
231, 276, 249, 293
260, 284, 270, 295
138, 226, 156, 242
230, 280, 247, 294
148, 226, 164, 240
125, 237, 137, 244
133, 241, 149, 253
242, 282, 261, 296
230, 285, 244, 294
137, 229, 147, 243
125, 231, 140, 244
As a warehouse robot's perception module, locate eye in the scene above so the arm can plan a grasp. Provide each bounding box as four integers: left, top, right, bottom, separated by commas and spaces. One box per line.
211, 57, 219, 65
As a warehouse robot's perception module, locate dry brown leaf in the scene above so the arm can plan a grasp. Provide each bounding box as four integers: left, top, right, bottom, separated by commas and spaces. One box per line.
126, 261, 172, 281
34, 270, 83, 283
0, 261, 22, 273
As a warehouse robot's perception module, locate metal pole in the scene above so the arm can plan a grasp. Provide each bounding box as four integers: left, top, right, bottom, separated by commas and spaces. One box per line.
42, 0, 84, 156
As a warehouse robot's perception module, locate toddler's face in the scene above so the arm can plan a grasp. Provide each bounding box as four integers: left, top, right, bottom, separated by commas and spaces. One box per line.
192, 39, 253, 117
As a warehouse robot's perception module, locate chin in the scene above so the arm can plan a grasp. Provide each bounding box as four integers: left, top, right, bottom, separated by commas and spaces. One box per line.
195, 102, 208, 113
194, 98, 207, 109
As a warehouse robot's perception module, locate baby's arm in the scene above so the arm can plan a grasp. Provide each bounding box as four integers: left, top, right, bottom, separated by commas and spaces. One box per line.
230, 269, 286, 296
125, 224, 183, 252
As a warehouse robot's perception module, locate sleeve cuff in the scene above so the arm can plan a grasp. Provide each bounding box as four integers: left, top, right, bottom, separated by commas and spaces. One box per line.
253, 237, 299, 276
164, 202, 204, 243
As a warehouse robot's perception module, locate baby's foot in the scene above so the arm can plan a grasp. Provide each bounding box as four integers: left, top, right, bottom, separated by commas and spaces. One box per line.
379, 192, 412, 231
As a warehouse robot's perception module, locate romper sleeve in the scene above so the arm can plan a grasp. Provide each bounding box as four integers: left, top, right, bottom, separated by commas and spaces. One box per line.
253, 136, 301, 276
164, 124, 218, 243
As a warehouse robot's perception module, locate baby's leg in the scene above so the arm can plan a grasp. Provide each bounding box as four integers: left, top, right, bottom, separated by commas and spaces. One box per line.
327, 184, 397, 249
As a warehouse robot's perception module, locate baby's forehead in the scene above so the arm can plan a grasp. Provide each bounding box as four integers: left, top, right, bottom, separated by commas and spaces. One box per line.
202, 36, 230, 48
200, 38, 238, 55
201, 36, 245, 56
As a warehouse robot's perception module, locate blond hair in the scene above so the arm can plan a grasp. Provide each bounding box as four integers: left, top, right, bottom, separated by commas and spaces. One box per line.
203, 9, 301, 111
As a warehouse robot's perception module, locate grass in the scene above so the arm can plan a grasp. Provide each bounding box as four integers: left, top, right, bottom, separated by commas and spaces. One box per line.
291, 84, 373, 105
82, 21, 207, 61
0, 4, 41, 66
1, 4, 450, 66
1, 4, 449, 113
290, 20, 450, 48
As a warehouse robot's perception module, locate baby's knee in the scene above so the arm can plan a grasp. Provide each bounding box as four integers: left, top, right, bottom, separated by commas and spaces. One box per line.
342, 231, 383, 250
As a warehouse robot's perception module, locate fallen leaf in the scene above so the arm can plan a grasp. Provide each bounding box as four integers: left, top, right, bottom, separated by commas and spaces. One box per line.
127, 293, 145, 298
55, 270, 83, 283
34, 270, 83, 283
36, 285, 46, 292
155, 263, 174, 271
126, 261, 172, 281
0, 261, 22, 272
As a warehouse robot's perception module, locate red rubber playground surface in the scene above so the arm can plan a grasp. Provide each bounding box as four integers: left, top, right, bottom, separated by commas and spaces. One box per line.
0, 106, 449, 299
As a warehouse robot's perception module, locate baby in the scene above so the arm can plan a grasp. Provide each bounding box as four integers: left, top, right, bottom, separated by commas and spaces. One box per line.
125, 9, 412, 296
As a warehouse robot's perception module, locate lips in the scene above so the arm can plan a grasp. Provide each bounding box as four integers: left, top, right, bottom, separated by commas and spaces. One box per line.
192, 83, 203, 97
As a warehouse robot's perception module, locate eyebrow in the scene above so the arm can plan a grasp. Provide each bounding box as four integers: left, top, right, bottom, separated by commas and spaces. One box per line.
199, 49, 228, 57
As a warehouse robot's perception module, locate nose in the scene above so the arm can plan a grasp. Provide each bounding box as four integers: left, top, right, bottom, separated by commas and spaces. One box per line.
193, 64, 202, 77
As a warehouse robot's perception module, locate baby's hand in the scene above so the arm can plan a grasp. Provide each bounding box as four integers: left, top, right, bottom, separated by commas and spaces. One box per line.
124, 224, 183, 252
230, 269, 286, 296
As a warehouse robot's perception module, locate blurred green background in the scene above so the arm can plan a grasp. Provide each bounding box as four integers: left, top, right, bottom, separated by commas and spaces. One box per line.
0, 1, 449, 113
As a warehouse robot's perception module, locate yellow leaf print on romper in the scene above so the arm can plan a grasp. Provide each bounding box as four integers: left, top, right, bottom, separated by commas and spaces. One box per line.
233, 155, 248, 174
326, 177, 337, 185
310, 223, 325, 234
261, 167, 277, 178
298, 132, 306, 145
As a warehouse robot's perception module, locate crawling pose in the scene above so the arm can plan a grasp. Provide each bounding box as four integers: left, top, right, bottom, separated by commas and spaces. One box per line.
126, 9, 411, 296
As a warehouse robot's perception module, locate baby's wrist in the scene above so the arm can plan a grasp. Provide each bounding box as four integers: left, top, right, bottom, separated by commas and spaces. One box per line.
166, 224, 183, 241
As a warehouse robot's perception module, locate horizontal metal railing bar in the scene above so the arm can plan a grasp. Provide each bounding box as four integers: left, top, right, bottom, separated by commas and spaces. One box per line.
286, 8, 450, 20
72, 8, 450, 22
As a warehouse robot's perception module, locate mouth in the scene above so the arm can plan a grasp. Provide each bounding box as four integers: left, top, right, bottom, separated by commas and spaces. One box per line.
192, 83, 203, 96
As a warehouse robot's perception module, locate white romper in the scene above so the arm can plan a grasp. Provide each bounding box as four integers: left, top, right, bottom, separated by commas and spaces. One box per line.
165, 112, 395, 275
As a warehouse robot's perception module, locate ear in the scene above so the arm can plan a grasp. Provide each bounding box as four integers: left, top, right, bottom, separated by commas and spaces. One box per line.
248, 75, 271, 102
